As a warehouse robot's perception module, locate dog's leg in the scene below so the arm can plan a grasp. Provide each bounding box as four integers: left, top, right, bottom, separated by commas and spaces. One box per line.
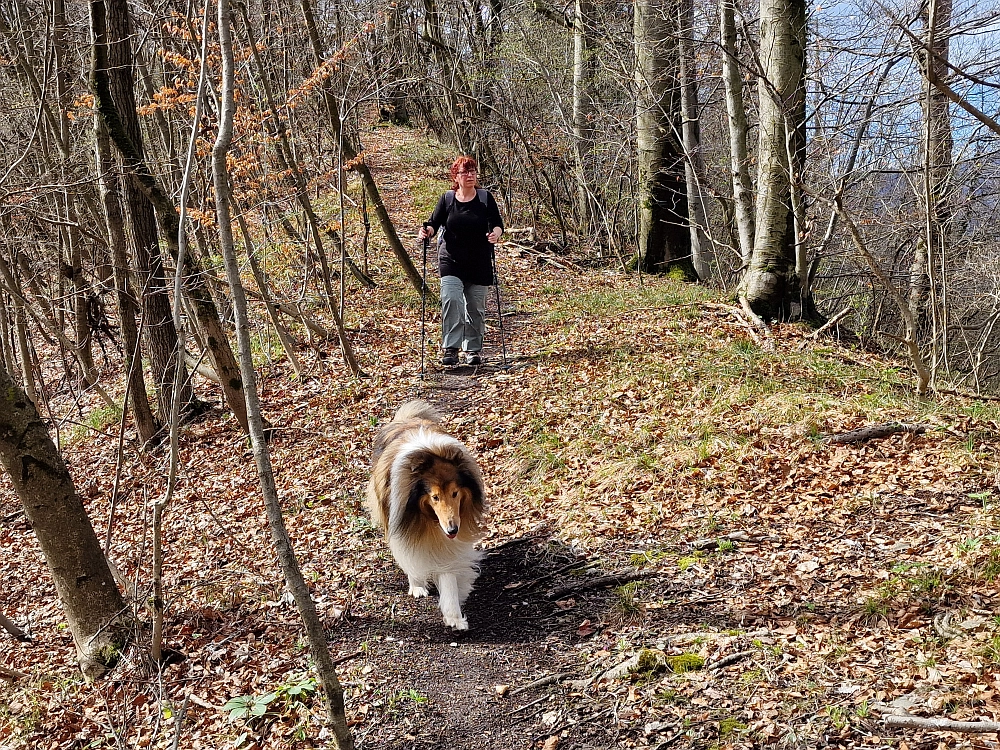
436, 573, 468, 630
408, 575, 430, 598
456, 568, 478, 605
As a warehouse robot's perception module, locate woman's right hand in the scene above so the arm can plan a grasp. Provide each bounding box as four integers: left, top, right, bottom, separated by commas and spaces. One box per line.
418, 225, 434, 241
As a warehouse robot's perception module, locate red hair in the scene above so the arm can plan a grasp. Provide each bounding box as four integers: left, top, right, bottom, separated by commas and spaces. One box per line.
449, 156, 478, 190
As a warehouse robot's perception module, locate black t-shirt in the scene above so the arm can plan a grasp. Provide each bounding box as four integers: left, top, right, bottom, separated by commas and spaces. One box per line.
426, 189, 504, 286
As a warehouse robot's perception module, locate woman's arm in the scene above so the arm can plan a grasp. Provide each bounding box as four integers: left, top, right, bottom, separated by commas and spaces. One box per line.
486, 191, 505, 232
419, 194, 448, 239
485, 191, 504, 243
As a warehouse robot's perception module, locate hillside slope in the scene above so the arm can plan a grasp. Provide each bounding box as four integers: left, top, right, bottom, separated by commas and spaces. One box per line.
3, 134, 1000, 749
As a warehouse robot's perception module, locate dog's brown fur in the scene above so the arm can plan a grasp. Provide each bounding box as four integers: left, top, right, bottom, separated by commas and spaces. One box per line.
365, 400, 487, 629
366, 400, 485, 552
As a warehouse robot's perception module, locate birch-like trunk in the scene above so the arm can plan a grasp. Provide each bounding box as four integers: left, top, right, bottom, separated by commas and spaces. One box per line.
678, 0, 711, 279
741, 0, 806, 320
572, 0, 597, 233
911, 0, 953, 371
211, 1, 354, 744
720, 0, 754, 263
634, 0, 695, 278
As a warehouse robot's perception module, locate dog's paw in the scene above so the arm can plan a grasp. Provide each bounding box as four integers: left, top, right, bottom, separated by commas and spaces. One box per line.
444, 613, 469, 630
409, 585, 430, 598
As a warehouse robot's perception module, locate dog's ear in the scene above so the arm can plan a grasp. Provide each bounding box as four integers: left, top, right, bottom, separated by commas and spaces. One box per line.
458, 469, 485, 510
406, 452, 432, 475
405, 478, 426, 517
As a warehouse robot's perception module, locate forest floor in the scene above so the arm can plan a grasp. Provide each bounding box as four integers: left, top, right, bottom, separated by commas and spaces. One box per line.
5, 127, 1000, 750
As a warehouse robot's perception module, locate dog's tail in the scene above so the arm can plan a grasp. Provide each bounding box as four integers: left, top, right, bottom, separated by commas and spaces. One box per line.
392, 399, 440, 424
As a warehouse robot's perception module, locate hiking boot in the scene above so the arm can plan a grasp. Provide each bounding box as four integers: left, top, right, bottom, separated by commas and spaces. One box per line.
464, 351, 482, 366
441, 348, 459, 366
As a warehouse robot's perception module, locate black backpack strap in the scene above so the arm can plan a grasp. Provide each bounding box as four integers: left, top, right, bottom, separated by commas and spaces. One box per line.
446, 188, 488, 207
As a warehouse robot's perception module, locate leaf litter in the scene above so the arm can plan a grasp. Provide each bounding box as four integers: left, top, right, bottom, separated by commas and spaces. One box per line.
2, 133, 1000, 749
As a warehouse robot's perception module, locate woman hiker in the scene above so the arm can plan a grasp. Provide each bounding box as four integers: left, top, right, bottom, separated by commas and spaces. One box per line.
418, 155, 504, 366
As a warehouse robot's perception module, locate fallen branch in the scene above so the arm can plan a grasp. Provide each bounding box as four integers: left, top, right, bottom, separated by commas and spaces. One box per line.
690, 532, 777, 551
546, 569, 654, 600
509, 672, 570, 697
704, 303, 765, 347
0, 664, 27, 681
0, 612, 30, 642
705, 650, 753, 671
884, 715, 1000, 734
798, 308, 851, 349
823, 422, 927, 445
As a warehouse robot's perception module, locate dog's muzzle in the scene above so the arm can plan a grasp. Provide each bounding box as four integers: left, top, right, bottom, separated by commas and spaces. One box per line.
445, 525, 459, 538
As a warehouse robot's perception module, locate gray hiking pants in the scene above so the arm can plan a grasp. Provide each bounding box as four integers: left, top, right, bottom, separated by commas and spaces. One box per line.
440, 275, 488, 353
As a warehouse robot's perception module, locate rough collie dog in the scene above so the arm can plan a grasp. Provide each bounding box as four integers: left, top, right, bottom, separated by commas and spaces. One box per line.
366, 400, 486, 630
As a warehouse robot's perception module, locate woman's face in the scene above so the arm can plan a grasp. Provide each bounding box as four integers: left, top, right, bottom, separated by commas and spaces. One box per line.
456, 165, 477, 190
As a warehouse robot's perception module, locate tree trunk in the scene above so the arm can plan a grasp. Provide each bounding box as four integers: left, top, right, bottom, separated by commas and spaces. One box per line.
572, 0, 597, 233
678, 0, 711, 280
741, 0, 806, 320
212, 2, 354, 743
62, 192, 98, 386
634, 0, 695, 279
11, 296, 37, 407
720, 0, 755, 264
94, 116, 159, 446
92, 0, 250, 432
911, 0, 953, 364
96, 0, 187, 423
0, 363, 132, 680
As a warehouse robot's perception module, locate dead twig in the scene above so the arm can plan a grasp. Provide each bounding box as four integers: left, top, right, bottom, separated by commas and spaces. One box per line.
511, 560, 599, 593
484, 532, 550, 554
0, 612, 30, 641
546, 569, 656, 600
0, 664, 27, 681
509, 672, 570, 697
822, 422, 927, 445
933, 387, 1000, 403
705, 650, 754, 671
798, 308, 851, 349
330, 649, 364, 667
884, 715, 1000, 733
690, 531, 777, 551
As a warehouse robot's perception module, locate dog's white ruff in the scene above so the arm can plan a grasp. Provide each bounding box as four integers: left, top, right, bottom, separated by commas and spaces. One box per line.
386, 427, 482, 631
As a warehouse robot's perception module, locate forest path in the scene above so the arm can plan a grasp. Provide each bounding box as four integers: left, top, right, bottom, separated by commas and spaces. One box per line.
4, 128, 1000, 750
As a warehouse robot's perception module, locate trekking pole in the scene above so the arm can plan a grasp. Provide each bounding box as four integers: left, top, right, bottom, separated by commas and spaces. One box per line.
490, 244, 508, 368
420, 227, 431, 379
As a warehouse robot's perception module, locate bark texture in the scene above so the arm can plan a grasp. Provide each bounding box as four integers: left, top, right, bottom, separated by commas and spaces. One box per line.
0, 363, 131, 680
634, 0, 695, 278
97, 0, 187, 422
720, 0, 755, 263
741, 0, 807, 319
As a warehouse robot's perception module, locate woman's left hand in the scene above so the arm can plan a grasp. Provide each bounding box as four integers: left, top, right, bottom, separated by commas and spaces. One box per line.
486, 227, 502, 244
